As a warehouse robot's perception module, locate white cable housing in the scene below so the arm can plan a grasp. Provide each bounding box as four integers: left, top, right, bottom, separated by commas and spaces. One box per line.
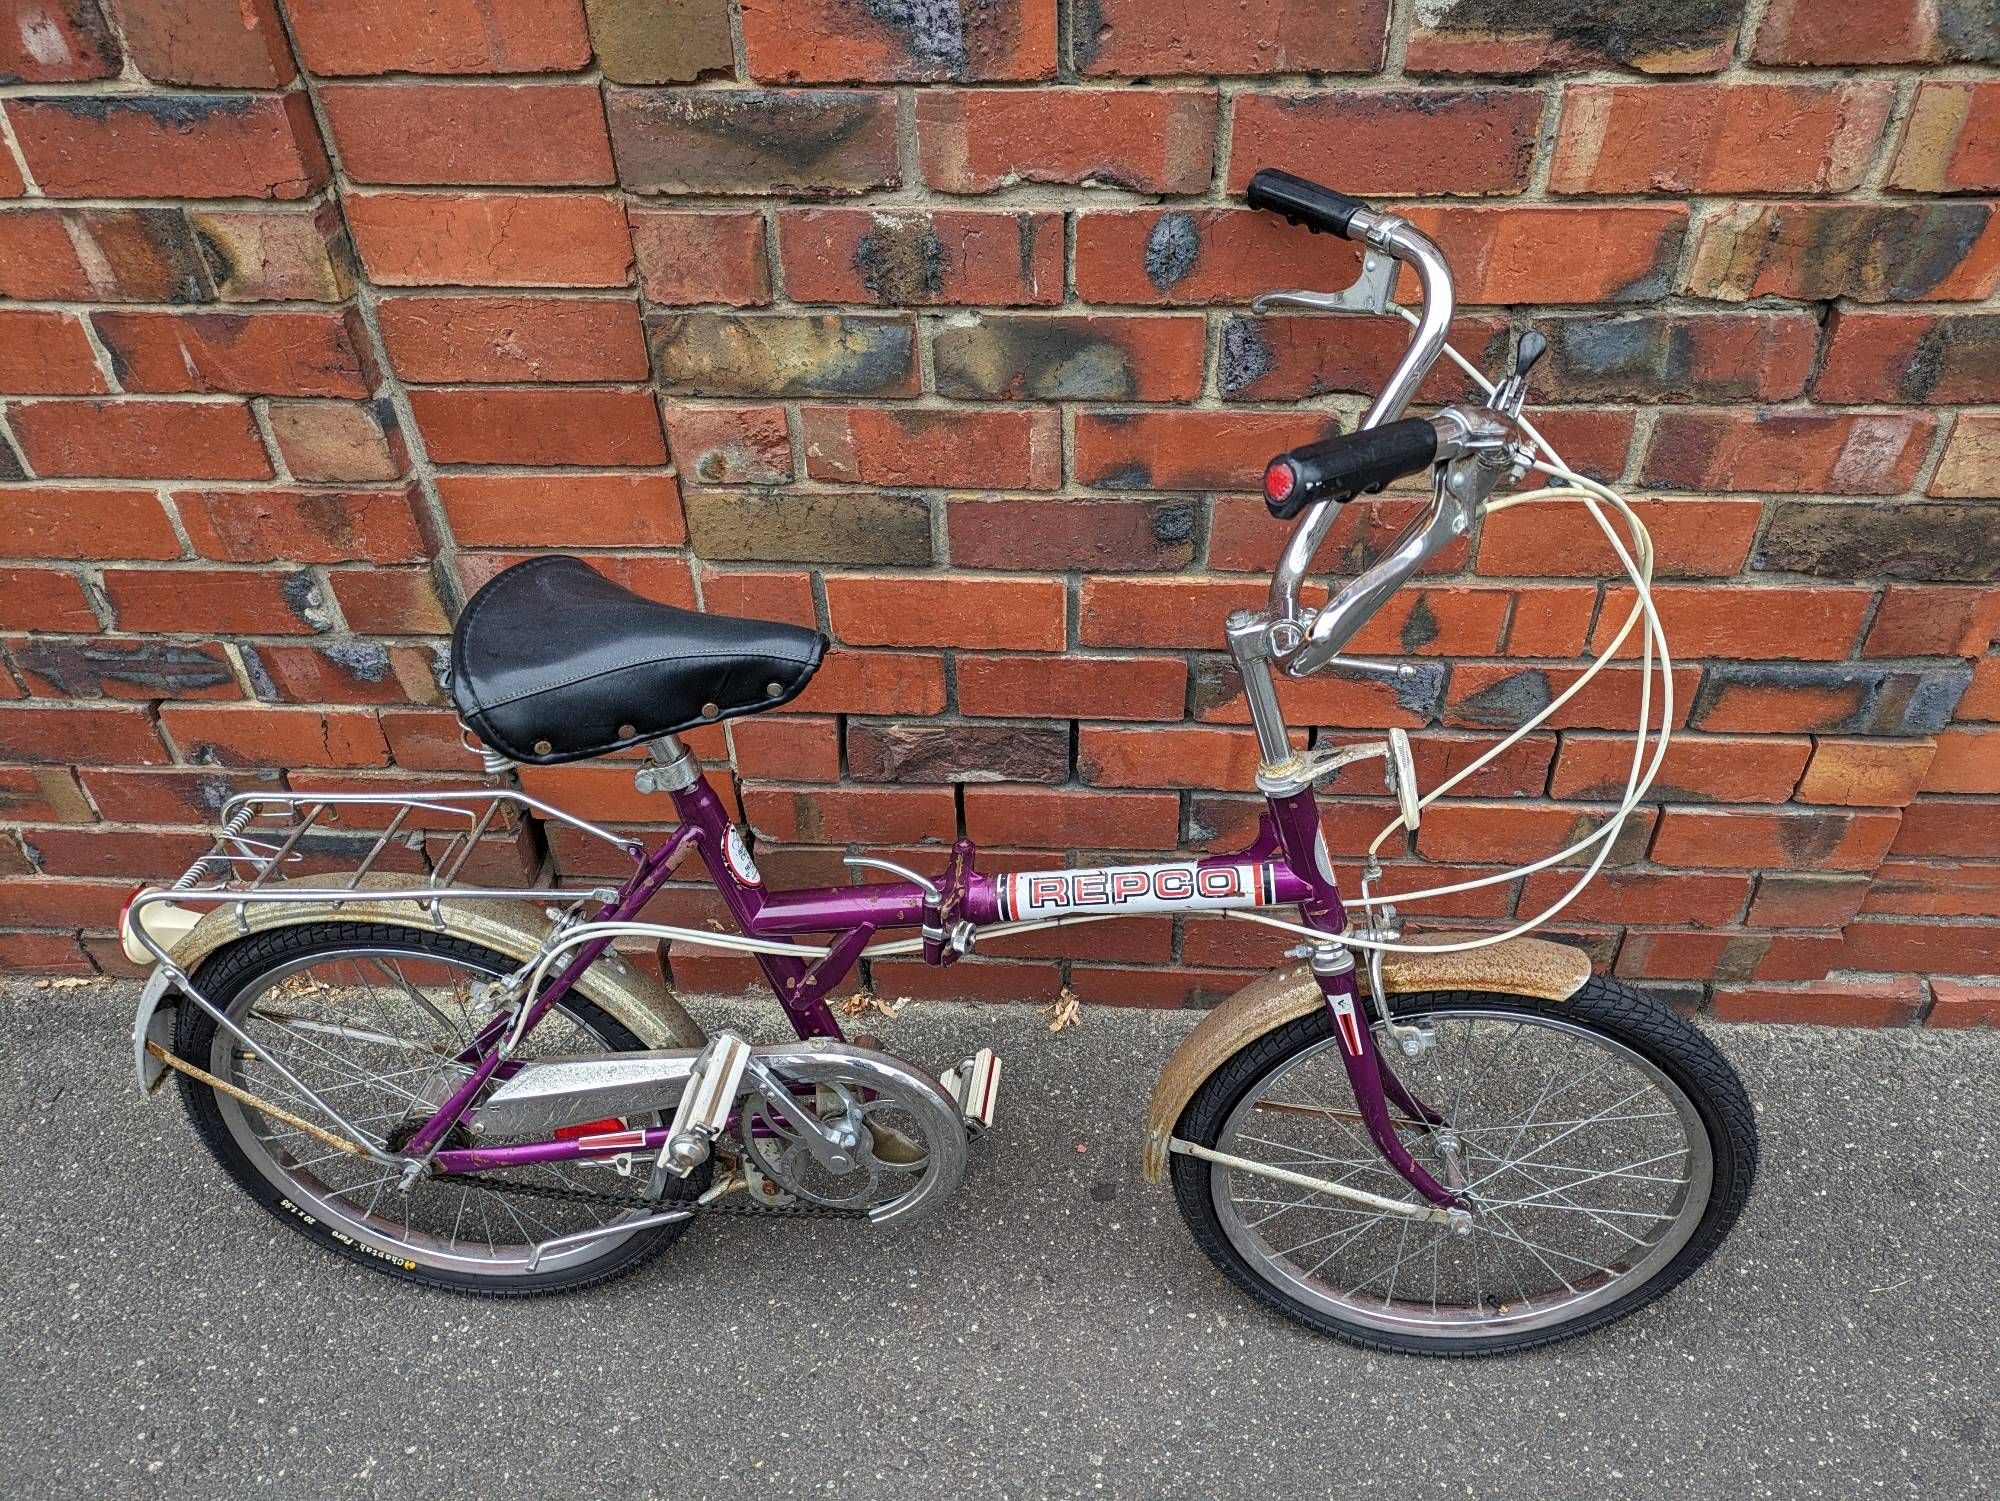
1293, 307, 1673, 955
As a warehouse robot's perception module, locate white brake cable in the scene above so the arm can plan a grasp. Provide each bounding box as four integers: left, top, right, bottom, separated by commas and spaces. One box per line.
533, 316, 1670, 973
1243, 307, 1674, 956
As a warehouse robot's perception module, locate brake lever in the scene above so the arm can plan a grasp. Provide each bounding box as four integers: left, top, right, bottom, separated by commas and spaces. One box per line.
1251, 242, 1398, 317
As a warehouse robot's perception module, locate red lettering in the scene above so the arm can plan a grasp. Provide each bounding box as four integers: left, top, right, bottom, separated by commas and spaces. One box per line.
1073, 872, 1108, 905
1155, 868, 1194, 900
1027, 875, 1068, 909
1197, 866, 1243, 899
1110, 870, 1150, 904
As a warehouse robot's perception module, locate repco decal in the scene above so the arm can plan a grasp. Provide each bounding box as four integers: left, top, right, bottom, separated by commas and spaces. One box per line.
997, 861, 1275, 921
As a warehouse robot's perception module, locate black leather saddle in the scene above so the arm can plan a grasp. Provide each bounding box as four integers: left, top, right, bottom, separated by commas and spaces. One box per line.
449, 555, 826, 766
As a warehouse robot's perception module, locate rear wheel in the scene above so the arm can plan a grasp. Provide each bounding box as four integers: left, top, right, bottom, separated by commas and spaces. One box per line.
174, 921, 708, 1296
1171, 978, 1757, 1355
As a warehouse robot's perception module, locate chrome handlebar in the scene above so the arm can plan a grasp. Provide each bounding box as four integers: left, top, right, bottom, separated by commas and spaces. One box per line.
1260, 212, 1538, 679
1267, 212, 1458, 644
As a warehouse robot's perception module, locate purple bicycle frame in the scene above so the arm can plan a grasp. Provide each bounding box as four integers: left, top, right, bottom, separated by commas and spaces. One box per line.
425, 767, 1460, 1210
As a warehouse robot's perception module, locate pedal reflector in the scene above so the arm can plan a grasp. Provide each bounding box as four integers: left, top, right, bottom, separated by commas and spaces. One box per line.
941, 1048, 1001, 1130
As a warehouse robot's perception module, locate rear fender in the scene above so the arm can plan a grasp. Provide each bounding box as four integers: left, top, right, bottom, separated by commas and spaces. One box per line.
1141, 934, 1592, 1183
129, 882, 706, 1096
133, 967, 181, 1096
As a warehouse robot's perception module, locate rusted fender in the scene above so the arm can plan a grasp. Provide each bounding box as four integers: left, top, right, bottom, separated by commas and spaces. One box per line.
154, 880, 707, 1053
1140, 933, 1592, 1183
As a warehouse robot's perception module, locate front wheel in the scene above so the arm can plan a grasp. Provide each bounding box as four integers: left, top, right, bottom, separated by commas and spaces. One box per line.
1170, 978, 1757, 1355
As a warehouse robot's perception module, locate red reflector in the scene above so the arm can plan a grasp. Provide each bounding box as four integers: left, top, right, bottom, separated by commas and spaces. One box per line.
555, 1117, 626, 1141
1264, 462, 1295, 503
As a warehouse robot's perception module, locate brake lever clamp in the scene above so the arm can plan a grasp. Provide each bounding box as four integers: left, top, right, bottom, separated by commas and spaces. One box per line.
1432, 403, 1532, 512
1256, 735, 1395, 798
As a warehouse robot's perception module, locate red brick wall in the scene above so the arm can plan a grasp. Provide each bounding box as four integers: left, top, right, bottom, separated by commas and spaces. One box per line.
0, 0, 1995, 1026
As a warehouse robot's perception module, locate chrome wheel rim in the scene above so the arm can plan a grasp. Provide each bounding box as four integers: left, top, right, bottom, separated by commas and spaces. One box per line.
1210, 1009, 1713, 1340
209, 945, 667, 1278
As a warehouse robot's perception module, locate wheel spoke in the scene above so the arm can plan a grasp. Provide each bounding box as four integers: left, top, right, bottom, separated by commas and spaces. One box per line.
1207, 1002, 1719, 1342
203, 939, 696, 1280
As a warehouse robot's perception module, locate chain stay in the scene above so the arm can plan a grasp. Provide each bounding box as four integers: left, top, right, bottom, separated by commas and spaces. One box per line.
434, 1169, 871, 1220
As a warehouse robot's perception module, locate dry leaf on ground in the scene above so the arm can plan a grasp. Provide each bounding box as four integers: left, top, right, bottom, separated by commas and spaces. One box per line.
1045, 987, 1083, 1033
837, 991, 910, 1021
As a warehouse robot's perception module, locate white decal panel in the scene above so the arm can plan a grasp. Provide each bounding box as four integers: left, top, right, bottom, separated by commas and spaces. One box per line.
999, 861, 1275, 921
724, 826, 762, 887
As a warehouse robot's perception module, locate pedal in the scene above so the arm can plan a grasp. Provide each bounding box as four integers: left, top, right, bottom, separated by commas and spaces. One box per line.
940, 1048, 1001, 1133
662, 1031, 751, 1177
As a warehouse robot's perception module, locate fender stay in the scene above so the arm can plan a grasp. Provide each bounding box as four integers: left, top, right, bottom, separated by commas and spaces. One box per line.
1142, 934, 1591, 1183
129, 879, 707, 1096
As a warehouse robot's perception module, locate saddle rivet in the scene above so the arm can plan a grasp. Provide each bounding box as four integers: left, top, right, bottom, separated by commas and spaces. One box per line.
766, 681, 783, 696
701, 701, 720, 718
618, 723, 637, 738
533, 739, 552, 755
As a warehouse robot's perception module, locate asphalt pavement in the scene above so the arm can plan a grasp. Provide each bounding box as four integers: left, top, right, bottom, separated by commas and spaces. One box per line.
2, 979, 1994, 1500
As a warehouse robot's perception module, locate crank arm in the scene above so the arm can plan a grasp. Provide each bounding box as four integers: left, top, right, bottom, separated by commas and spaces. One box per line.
740, 1055, 864, 1173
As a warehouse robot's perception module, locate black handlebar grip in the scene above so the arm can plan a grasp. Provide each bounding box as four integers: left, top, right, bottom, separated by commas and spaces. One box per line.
1263, 418, 1439, 521
1245, 168, 1372, 240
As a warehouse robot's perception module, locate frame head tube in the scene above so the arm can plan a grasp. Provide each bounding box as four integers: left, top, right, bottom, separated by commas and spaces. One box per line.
1269, 215, 1455, 630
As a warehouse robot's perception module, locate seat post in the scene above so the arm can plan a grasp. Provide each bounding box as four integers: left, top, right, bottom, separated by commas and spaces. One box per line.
635, 733, 700, 796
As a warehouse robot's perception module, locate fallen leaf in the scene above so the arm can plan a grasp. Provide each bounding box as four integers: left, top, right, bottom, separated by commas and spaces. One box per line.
1045, 987, 1083, 1033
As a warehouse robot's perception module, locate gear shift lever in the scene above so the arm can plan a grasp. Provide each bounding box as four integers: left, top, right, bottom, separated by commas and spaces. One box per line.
1489, 330, 1547, 418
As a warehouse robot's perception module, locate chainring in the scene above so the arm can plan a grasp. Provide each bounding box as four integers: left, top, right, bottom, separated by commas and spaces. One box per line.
739, 1080, 936, 1213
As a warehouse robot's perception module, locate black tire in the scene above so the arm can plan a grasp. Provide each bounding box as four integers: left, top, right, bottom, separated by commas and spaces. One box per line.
174, 921, 708, 1298
1170, 977, 1758, 1356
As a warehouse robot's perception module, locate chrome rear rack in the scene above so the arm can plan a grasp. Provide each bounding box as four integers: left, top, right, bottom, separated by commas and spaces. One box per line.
158, 787, 646, 925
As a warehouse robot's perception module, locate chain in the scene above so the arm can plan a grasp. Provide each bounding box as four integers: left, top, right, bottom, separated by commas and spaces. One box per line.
433, 1168, 872, 1220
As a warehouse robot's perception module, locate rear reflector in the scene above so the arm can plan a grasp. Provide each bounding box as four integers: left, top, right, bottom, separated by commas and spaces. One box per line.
555, 1117, 626, 1141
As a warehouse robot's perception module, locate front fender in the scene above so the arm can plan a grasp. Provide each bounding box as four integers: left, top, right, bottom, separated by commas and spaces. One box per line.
1140, 933, 1591, 1183
129, 880, 706, 1096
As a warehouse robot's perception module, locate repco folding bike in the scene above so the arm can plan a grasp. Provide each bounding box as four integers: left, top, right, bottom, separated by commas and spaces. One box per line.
123, 169, 1756, 1356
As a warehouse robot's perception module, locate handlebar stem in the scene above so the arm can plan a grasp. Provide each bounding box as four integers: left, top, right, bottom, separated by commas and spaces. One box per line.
1268, 216, 1456, 629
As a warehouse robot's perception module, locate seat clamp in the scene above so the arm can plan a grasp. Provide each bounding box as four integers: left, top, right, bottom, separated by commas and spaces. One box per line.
635, 734, 700, 795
